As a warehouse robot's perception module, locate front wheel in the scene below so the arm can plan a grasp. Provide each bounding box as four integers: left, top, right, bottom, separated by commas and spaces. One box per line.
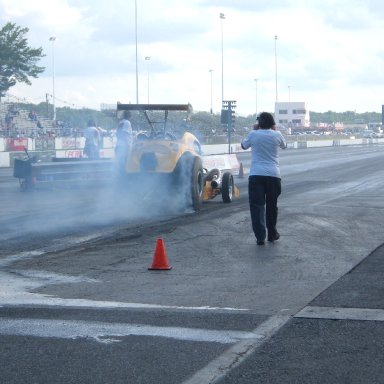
221, 172, 234, 203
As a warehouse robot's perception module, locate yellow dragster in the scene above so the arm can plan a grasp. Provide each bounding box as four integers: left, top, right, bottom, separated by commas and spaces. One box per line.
117, 103, 239, 211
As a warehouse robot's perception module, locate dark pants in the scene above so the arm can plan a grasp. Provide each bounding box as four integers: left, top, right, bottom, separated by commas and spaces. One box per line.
248, 176, 281, 242
114, 146, 129, 176
84, 143, 99, 159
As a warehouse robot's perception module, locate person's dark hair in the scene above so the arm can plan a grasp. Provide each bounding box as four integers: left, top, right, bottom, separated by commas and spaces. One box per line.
258, 112, 275, 129
87, 119, 96, 127
123, 110, 132, 119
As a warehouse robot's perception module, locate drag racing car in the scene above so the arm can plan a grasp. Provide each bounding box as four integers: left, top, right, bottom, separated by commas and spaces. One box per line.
116, 103, 239, 210
116, 103, 204, 210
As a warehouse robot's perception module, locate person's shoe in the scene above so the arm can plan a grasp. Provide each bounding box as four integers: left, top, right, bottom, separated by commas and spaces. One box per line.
268, 232, 280, 242
257, 240, 265, 245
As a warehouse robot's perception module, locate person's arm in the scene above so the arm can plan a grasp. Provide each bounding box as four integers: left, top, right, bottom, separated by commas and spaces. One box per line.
278, 132, 287, 149
241, 133, 251, 150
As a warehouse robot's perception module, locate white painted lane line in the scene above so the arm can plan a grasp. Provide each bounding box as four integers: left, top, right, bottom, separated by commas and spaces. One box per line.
0, 318, 257, 344
295, 306, 384, 321
0, 297, 248, 312
182, 315, 291, 384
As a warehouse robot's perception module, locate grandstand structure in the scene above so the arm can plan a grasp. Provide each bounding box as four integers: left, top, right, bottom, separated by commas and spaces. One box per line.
0, 102, 55, 138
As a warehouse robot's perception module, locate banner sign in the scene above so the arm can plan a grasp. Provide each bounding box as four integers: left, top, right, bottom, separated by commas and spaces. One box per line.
7, 138, 28, 151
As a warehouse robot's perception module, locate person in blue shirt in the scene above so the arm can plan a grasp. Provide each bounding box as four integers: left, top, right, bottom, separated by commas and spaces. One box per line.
241, 112, 287, 245
84, 119, 100, 159
115, 110, 133, 176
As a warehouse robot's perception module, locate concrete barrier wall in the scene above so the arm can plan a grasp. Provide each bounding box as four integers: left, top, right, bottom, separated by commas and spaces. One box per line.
1, 136, 383, 168
0, 152, 9, 167
55, 137, 85, 150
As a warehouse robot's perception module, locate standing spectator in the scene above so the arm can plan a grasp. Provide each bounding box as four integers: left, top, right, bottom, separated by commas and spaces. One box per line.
28, 110, 37, 121
36, 120, 45, 136
5, 113, 13, 128
115, 110, 133, 175
241, 112, 287, 245
84, 119, 100, 159
8, 104, 19, 116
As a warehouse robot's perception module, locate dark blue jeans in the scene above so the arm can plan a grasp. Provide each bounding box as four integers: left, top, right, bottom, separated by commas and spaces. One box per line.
248, 176, 281, 242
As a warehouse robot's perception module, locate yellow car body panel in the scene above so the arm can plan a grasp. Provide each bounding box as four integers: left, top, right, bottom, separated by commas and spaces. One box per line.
126, 132, 201, 173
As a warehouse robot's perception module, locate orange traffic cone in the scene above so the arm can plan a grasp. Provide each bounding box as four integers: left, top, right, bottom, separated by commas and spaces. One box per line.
148, 238, 172, 270
238, 162, 245, 178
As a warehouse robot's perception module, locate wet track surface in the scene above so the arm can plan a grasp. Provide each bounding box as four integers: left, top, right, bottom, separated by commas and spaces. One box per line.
1, 145, 384, 383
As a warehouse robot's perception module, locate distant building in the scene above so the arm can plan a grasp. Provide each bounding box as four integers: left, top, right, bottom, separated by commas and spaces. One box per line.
274, 102, 310, 129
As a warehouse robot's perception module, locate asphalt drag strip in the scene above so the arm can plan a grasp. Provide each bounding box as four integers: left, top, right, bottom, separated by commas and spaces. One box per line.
0, 306, 275, 384
182, 315, 290, 384
213, 244, 384, 384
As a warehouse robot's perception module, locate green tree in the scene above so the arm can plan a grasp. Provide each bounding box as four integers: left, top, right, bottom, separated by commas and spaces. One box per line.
0, 22, 45, 98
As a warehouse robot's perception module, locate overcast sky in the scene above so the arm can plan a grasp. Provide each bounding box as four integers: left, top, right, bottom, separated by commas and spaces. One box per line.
1, 0, 384, 116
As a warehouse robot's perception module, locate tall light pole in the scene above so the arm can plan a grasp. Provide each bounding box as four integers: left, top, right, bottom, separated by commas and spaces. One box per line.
220, 13, 225, 105
209, 69, 214, 114
135, 0, 139, 103
274, 35, 278, 102
145, 56, 151, 104
288, 85, 291, 102
49, 36, 56, 121
254, 78, 258, 117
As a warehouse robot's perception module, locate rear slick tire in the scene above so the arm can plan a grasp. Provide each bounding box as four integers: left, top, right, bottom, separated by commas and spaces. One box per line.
190, 157, 204, 211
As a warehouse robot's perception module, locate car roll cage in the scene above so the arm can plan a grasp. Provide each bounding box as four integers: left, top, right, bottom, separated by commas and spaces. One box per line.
116, 103, 193, 137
